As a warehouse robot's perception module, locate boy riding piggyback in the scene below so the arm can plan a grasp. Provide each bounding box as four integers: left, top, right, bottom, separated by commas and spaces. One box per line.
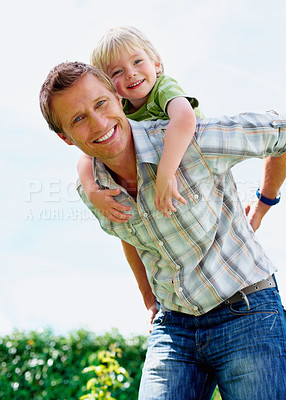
77, 26, 203, 221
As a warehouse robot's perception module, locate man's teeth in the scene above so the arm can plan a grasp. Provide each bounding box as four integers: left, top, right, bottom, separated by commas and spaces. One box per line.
129, 79, 144, 88
94, 128, 115, 143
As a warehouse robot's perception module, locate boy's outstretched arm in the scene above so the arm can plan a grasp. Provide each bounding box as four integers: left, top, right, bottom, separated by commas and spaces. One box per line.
154, 97, 196, 217
121, 240, 157, 332
77, 153, 132, 223
245, 153, 286, 231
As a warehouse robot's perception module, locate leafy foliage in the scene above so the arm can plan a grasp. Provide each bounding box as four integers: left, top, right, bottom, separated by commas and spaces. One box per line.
211, 386, 222, 400
0, 328, 147, 400
0, 328, 222, 399
80, 345, 130, 400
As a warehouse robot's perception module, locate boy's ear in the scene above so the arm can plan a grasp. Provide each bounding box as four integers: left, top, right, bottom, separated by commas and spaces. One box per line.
154, 60, 162, 75
56, 133, 74, 146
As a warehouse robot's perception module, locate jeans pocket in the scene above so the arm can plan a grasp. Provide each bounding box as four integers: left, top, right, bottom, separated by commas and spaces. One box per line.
152, 310, 168, 327
226, 289, 286, 352
227, 289, 278, 316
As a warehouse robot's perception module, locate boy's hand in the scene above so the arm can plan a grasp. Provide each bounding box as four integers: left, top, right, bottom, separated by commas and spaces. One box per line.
90, 188, 132, 223
154, 173, 187, 217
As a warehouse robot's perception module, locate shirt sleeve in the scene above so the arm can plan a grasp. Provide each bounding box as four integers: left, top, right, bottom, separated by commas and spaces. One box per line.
155, 76, 199, 113
195, 112, 286, 174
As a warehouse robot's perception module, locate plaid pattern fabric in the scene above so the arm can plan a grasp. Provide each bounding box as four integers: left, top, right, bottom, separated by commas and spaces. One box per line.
122, 75, 202, 121
77, 112, 286, 316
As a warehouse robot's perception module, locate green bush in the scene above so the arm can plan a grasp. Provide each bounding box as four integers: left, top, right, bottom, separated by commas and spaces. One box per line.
0, 328, 222, 399
211, 386, 222, 400
80, 345, 130, 400
0, 328, 147, 400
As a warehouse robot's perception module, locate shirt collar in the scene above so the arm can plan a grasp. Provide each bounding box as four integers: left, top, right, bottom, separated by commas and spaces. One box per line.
93, 119, 167, 184
129, 119, 161, 165
93, 158, 118, 189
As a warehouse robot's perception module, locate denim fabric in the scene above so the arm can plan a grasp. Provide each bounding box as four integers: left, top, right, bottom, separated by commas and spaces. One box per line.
139, 287, 286, 400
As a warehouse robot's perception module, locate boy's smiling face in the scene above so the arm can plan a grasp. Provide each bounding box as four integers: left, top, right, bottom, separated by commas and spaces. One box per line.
107, 47, 161, 112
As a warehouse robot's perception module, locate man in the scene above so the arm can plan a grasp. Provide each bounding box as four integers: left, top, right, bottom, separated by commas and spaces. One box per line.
40, 61, 286, 399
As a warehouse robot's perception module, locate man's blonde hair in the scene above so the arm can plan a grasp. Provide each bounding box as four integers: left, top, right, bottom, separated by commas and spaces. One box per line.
91, 26, 164, 77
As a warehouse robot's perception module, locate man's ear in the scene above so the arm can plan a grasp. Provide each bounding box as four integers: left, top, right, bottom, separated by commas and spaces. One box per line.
56, 133, 74, 146
115, 92, 123, 108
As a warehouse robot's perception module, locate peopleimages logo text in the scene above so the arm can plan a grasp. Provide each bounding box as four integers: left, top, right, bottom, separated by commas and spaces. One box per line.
24, 179, 80, 203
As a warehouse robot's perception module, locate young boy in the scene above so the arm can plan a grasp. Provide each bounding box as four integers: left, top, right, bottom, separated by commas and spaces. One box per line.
78, 26, 204, 221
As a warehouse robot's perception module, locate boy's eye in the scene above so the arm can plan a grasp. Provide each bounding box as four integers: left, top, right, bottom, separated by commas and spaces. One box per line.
134, 59, 142, 65
112, 69, 122, 77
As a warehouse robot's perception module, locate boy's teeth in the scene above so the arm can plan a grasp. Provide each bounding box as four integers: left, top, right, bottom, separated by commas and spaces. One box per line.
129, 79, 144, 88
95, 127, 115, 143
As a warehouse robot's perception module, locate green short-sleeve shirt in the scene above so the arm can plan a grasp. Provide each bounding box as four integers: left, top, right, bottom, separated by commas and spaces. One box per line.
122, 75, 203, 121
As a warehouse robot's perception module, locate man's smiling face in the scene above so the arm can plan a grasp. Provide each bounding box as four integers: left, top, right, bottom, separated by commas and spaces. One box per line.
52, 73, 131, 164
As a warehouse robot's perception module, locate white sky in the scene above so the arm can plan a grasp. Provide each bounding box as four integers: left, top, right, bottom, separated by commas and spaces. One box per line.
1, 0, 286, 337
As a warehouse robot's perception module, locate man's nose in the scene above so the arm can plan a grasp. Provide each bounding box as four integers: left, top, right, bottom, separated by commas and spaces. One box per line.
89, 111, 107, 131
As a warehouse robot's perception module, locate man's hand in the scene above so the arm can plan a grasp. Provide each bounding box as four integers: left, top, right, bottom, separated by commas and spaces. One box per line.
245, 201, 270, 232
146, 302, 158, 333
246, 153, 286, 231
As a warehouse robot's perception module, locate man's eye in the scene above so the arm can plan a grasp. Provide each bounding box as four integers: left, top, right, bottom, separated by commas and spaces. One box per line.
74, 116, 83, 124
97, 100, 105, 108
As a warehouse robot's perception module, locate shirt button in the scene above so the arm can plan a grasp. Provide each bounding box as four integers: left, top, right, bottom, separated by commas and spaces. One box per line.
158, 241, 164, 246
194, 194, 199, 200
128, 228, 133, 233
193, 306, 198, 311
175, 264, 180, 270
143, 212, 148, 218
179, 287, 183, 292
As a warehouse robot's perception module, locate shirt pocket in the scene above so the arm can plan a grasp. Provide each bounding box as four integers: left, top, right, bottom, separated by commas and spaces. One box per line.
174, 180, 219, 241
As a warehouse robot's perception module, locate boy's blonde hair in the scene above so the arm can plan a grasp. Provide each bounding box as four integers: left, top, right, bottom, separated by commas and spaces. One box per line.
91, 26, 164, 77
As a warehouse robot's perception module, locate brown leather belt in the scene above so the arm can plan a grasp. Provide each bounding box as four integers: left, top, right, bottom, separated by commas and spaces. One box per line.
225, 275, 276, 310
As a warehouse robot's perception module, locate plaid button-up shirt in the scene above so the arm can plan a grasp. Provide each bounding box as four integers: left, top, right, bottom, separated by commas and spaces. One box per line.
78, 112, 286, 316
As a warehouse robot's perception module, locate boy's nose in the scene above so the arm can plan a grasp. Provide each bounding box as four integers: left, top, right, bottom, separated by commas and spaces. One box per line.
126, 68, 137, 79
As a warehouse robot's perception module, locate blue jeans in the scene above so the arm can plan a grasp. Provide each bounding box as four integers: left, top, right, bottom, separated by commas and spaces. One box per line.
139, 287, 286, 400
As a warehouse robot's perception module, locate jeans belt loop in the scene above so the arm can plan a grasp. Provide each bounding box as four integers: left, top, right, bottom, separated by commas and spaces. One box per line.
237, 290, 250, 310
225, 275, 276, 310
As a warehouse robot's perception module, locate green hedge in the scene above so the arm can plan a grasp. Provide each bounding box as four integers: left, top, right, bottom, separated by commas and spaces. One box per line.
0, 328, 147, 400
0, 328, 221, 399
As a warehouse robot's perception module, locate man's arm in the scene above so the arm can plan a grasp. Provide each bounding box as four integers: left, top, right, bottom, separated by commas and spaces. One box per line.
246, 153, 286, 231
121, 240, 157, 331
196, 112, 286, 175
